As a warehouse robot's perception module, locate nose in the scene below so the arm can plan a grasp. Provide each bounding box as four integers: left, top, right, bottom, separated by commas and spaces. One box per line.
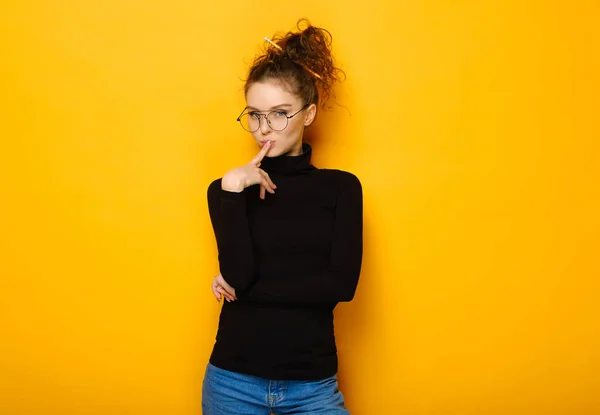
258, 114, 272, 135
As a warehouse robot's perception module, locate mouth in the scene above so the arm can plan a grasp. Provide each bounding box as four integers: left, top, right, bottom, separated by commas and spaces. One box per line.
260, 140, 276, 148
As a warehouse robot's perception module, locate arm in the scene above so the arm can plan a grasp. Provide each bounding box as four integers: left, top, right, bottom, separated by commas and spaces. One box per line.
207, 179, 256, 292
207, 141, 276, 292
240, 173, 363, 305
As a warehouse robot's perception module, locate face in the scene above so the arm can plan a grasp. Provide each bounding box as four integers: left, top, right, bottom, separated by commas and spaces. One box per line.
245, 80, 316, 157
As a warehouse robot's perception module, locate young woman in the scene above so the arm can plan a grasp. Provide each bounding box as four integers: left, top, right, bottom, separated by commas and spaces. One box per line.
203, 19, 363, 415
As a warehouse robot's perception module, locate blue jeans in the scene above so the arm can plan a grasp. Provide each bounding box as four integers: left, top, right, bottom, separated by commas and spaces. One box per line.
202, 363, 350, 415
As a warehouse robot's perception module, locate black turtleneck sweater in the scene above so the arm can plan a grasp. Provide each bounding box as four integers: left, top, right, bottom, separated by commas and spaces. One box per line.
206, 143, 362, 380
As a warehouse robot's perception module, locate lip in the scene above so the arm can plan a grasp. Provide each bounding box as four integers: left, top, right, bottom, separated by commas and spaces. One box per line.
260, 140, 276, 148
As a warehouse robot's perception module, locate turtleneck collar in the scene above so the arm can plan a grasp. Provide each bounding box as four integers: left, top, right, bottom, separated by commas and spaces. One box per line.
260, 143, 315, 175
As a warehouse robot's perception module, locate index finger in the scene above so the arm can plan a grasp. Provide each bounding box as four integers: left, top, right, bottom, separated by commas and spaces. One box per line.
250, 141, 272, 165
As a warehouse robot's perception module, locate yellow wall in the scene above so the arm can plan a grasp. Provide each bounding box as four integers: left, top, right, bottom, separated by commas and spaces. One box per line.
1, 1, 599, 414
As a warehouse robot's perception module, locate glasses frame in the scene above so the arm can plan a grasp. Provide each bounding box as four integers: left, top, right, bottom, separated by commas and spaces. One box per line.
236, 103, 309, 132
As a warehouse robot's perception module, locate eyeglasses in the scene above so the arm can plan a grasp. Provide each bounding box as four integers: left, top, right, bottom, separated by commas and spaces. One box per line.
236, 104, 309, 132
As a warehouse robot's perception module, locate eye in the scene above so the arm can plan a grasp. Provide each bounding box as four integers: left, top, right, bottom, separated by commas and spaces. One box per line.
274, 111, 287, 117
248, 112, 261, 119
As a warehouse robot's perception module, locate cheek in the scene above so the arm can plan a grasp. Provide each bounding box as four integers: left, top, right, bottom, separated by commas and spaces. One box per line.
286, 118, 305, 136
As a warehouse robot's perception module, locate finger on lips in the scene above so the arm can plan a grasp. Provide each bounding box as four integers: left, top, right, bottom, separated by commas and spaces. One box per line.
251, 140, 272, 165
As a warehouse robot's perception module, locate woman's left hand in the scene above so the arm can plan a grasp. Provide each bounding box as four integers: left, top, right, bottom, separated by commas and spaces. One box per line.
212, 273, 237, 302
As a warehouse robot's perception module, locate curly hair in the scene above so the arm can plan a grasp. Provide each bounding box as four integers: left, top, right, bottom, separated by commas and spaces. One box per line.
244, 19, 345, 108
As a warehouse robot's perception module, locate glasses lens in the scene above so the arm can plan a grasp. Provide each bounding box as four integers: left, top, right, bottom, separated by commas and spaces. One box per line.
266, 111, 288, 131
238, 113, 259, 132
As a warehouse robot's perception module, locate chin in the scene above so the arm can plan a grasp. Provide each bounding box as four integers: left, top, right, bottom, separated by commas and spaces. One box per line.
265, 147, 286, 157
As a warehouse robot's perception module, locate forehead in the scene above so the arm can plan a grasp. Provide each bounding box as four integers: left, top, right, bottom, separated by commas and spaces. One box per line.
246, 80, 302, 109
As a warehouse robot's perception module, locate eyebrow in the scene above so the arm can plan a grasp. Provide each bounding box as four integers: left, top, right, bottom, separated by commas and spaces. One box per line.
246, 104, 293, 111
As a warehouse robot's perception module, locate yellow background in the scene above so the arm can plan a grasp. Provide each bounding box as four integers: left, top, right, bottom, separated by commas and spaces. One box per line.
1, 1, 599, 414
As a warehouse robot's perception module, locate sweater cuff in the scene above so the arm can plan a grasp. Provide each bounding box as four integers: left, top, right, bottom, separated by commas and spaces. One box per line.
220, 189, 246, 216
220, 188, 245, 202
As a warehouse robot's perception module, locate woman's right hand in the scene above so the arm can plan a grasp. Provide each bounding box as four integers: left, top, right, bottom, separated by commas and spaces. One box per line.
221, 140, 277, 199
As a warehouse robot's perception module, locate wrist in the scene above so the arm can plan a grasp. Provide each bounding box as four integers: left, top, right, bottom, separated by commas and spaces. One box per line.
222, 173, 245, 192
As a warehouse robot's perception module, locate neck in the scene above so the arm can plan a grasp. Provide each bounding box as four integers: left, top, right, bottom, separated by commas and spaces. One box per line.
286, 141, 304, 157
260, 143, 314, 175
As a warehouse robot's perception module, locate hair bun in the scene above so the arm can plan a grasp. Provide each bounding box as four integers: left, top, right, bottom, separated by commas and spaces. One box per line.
279, 19, 344, 103
247, 19, 344, 108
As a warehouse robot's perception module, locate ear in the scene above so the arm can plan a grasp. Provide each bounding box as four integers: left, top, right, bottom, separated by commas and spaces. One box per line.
304, 103, 317, 126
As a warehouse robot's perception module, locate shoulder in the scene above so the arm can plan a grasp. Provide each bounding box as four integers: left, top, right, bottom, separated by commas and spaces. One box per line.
319, 168, 361, 186
318, 169, 362, 195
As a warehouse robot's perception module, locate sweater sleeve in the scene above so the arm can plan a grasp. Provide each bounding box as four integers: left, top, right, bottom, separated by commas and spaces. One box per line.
207, 179, 257, 292
240, 172, 363, 305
